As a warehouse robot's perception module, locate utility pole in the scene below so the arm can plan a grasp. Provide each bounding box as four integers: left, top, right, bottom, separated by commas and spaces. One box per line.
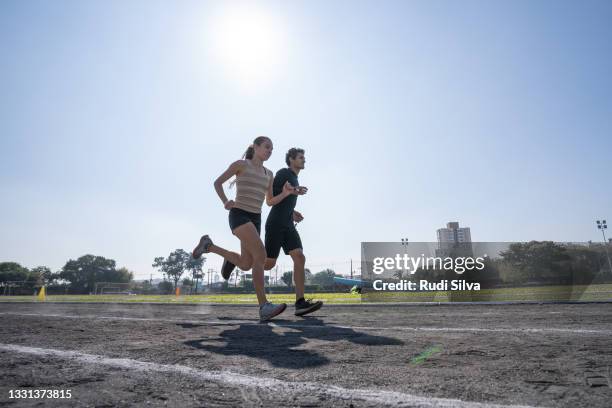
596, 220, 612, 274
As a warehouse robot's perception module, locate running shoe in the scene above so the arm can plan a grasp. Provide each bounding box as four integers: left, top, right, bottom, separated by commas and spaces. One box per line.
221, 259, 236, 280
295, 298, 323, 316
259, 302, 287, 321
192, 235, 213, 259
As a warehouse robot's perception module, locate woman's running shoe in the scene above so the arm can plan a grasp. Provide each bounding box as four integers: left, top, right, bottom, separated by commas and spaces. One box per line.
192, 235, 213, 259
259, 302, 287, 321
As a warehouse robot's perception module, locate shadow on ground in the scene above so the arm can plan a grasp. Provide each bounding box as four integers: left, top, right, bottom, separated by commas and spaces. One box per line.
183, 317, 404, 368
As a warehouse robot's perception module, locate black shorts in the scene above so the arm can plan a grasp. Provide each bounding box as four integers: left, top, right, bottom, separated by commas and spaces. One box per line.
229, 208, 261, 234
265, 224, 303, 259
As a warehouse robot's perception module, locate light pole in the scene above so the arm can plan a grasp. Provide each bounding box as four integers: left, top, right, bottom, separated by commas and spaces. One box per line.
208, 268, 214, 287
401, 238, 409, 276
596, 220, 612, 274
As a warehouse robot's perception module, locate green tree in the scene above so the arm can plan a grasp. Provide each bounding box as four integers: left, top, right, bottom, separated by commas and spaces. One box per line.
59, 255, 127, 294
0, 262, 30, 282
281, 271, 293, 287
185, 256, 205, 294
311, 269, 338, 287
113, 267, 135, 282
152, 249, 191, 290
30, 266, 58, 285
158, 280, 174, 294
557, 244, 601, 284
282, 269, 313, 286
304, 268, 313, 283
500, 241, 571, 283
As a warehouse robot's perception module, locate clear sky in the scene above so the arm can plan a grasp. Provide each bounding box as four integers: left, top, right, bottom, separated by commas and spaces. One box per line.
1, 0, 611, 279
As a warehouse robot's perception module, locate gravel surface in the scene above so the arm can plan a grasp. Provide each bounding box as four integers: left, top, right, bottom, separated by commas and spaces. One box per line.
1, 302, 611, 407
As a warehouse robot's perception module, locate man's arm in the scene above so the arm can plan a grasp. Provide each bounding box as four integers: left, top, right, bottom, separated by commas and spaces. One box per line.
266, 179, 294, 206
293, 210, 304, 223
272, 169, 291, 195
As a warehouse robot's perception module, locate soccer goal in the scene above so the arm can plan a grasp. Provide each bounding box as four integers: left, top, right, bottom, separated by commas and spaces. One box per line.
0, 281, 39, 296
94, 282, 135, 295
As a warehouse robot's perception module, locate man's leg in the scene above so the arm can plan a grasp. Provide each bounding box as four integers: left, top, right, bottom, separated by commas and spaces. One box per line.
289, 248, 305, 301
285, 230, 322, 316
264, 258, 277, 271
290, 247, 322, 316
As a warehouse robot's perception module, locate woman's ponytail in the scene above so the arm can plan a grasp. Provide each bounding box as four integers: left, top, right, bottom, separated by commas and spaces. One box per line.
229, 136, 270, 189
243, 145, 255, 160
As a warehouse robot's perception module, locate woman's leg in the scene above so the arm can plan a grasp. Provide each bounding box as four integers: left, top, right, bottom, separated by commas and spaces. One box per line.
231, 222, 268, 305
208, 242, 253, 271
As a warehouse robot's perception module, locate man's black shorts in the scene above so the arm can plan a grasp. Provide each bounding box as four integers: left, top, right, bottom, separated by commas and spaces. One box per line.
265, 224, 303, 258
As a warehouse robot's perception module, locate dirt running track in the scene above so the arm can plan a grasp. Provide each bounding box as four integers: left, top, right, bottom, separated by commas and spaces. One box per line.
1, 302, 611, 407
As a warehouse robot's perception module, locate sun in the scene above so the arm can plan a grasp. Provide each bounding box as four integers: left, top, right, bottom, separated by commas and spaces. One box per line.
209, 5, 287, 88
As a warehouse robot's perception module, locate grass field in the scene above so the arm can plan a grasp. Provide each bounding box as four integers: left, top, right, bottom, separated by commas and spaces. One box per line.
0, 292, 360, 304
1, 284, 611, 303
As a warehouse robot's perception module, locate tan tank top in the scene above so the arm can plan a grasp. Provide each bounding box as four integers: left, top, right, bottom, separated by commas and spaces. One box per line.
233, 160, 272, 214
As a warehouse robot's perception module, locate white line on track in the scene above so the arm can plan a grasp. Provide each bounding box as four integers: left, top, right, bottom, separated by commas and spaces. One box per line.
0, 312, 250, 326
0, 343, 541, 408
2, 312, 611, 335
299, 324, 612, 336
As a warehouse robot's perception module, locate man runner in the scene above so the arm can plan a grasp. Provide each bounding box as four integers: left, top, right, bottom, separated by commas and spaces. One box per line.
263, 148, 322, 316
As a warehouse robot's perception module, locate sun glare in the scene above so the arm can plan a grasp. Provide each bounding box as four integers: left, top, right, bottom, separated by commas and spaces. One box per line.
209, 6, 287, 88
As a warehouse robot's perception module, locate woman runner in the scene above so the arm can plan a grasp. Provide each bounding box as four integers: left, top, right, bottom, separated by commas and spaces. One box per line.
192, 136, 297, 321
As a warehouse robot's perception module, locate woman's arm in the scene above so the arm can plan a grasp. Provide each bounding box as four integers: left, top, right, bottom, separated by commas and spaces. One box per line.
214, 160, 245, 209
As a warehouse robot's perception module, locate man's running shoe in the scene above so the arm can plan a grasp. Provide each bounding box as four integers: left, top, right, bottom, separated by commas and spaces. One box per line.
221, 259, 236, 280
259, 302, 287, 322
192, 235, 213, 259
295, 298, 323, 316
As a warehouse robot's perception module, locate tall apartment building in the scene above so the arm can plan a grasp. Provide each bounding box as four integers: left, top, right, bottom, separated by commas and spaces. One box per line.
436, 222, 473, 257
437, 222, 472, 244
